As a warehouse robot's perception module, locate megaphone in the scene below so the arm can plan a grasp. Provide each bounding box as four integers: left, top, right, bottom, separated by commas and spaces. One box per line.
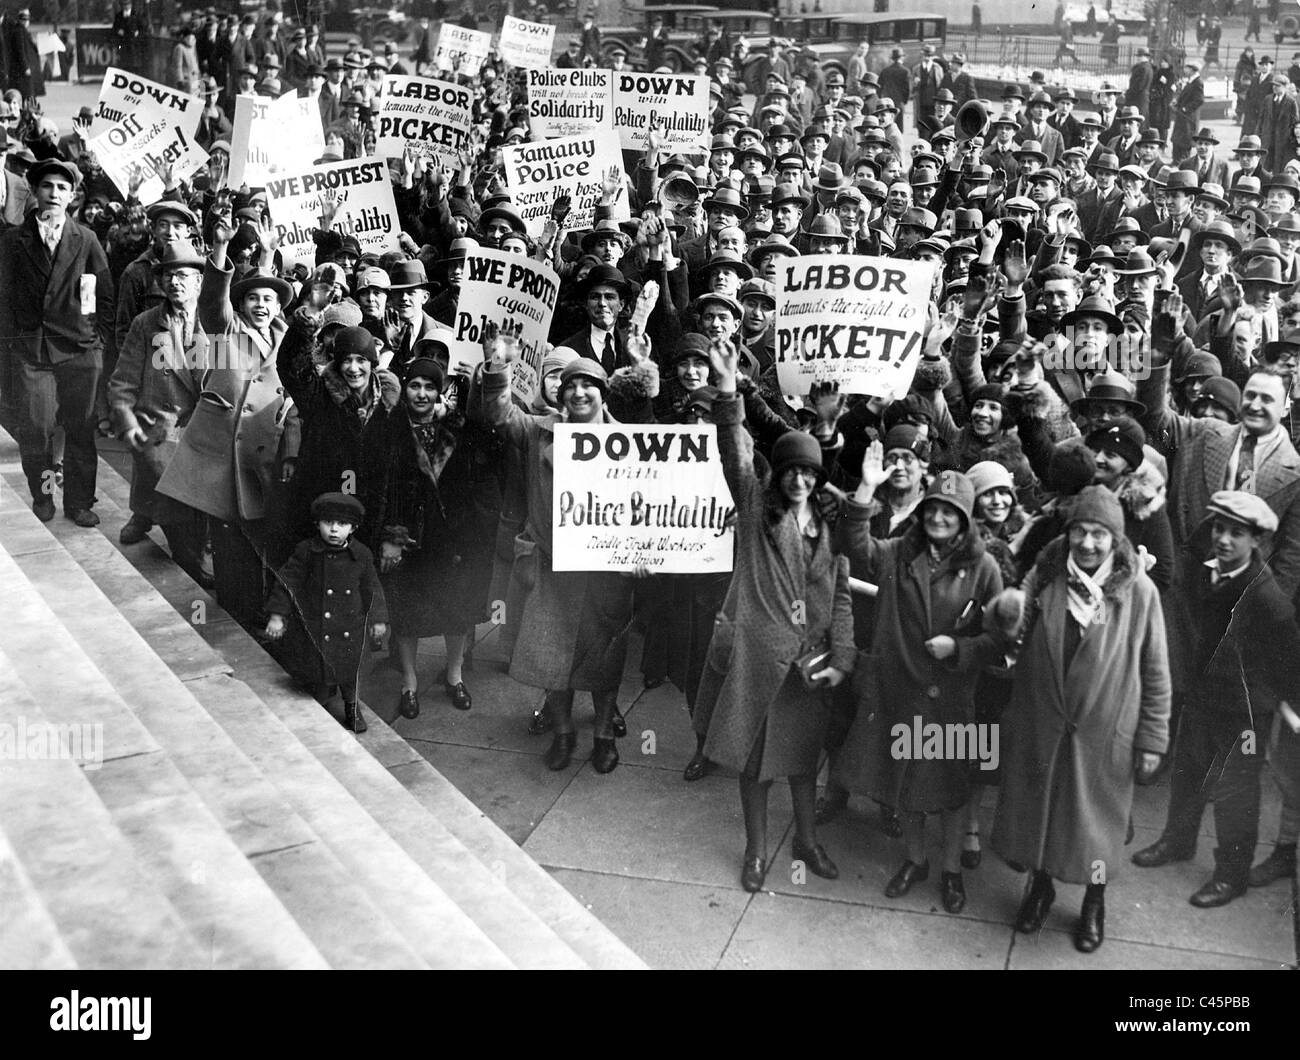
955, 99, 991, 142
659, 174, 700, 211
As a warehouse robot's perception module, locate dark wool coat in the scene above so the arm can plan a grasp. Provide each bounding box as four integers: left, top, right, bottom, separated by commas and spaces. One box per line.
266, 536, 388, 689
992, 536, 1170, 884
693, 393, 856, 782
832, 499, 1006, 811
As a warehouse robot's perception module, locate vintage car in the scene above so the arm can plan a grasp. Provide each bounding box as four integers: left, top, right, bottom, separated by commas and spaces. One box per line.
599, 4, 722, 71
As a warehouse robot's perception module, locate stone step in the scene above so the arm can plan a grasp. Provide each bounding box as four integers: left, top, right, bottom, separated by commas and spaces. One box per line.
0, 809, 78, 970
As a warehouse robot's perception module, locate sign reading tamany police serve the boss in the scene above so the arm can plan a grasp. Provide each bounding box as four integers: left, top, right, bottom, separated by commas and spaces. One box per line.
498, 15, 556, 69
775, 255, 938, 399
376, 75, 472, 170
91, 67, 200, 138
552, 425, 736, 573
502, 130, 629, 238
433, 23, 492, 75
264, 158, 401, 266
450, 247, 559, 404
612, 72, 710, 152
527, 68, 613, 139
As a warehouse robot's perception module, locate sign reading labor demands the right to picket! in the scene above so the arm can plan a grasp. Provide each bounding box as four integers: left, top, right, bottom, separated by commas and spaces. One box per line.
264, 157, 401, 266
612, 71, 710, 153
501, 129, 629, 239
526, 68, 614, 139
91, 67, 200, 139
228, 92, 326, 189
552, 424, 736, 573
376, 74, 473, 171
775, 255, 938, 399
450, 246, 559, 404
498, 15, 556, 70
432, 22, 493, 76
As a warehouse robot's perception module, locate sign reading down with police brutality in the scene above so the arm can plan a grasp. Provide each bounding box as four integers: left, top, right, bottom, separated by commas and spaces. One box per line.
612, 72, 710, 152
91, 67, 200, 139
377, 75, 473, 170
775, 255, 938, 399
450, 247, 559, 404
502, 130, 629, 238
526, 68, 613, 139
264, 158, 401, 266
552, 424, 736, 573
498, 15, 556, 69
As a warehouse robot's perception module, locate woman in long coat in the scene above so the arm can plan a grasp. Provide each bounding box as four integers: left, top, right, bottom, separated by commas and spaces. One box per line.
835, 447, 1006, 915
695, 343, 855, 893
993, 486, 1170, 954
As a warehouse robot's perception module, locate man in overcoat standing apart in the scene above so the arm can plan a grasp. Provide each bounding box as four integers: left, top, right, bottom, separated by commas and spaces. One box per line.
0, 158, 114, 526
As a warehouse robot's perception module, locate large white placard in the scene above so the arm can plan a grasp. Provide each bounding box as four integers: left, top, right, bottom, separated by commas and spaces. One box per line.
498, 16, 556, 70
527, 68, 613, 139
432, 23, 492, 75
88, 113, 209, 206
501, 129, 628, 239
264, 157, 401, 266
612, 71, 710, 153
92, 67, 200, 139
774, 255, 938, 398
449, 247, 559, 403
552, 424, 736, 573
375, 74, 473, 170
228, 93, 326, 188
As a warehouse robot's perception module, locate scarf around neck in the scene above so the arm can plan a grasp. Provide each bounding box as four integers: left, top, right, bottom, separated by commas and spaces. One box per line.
1066, 550, 1114, 629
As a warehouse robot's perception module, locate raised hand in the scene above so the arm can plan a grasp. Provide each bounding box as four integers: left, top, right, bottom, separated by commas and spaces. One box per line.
72, 114, 91, 142
809, 379, 845, 430
1003, 239, 1029, 287
708, 337, 739, 392
550, 190, 571, 225
319, 187, 340, 228
1218, 272, 1241, 314
600, 166, 624, 204
646, 120, 665, 156
210, 215, 235, 245
859, 439, 890, 492
482, 320, 523, 365
126, 161, 148, 200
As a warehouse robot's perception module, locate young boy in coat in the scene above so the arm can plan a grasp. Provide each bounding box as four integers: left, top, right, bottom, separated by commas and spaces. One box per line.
265, 491, 387, 733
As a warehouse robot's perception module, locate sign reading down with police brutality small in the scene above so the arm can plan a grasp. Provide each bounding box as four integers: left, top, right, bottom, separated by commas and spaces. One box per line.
526, 68, 613, 139
552, 424, 736, 573
775, 255, 938, 399
264, 158, 401, 266
376, 75, 473, 170
451, 247, 560, 404
498, 15, 556, 69
612, 72, 710, 152
502, 130, 629, 238
91, 67, 201, 139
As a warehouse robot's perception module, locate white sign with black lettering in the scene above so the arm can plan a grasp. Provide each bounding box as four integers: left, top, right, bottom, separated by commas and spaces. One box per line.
375, 74, 473, 169
498, 16, 556, 70
264, 158, 401, 266
91, 67, 200, 138
612, 72, 710, 152
88, 113, 208, 206
432, 23, 493, 76
502, 129, 628, 238
228, 93, 326, 188
526, 68, 614, 139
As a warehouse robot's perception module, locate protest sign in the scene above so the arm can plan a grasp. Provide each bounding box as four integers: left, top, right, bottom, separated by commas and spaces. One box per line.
432, 23, 492, 75
774, 255, 938, 399
228, 93, 326, 188
501, 129, 628, 238
498, 16, 556, 70
264, 157, 401, 266
88, 112, 209, 205
526, 67, 614, 138
449, 247, 559, 404
612, 72, 710, 153
552, 424, 736, 573
91, 67, 200, 138
376, 74, 473, 169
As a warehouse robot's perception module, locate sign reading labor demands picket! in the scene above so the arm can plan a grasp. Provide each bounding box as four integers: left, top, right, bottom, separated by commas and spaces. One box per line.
449, 247, 559, 404
774, 255, 938, 399
376, 74, 472, 170
501, 130, 629, 239
526, 68, 614, 139
498, 15, 556, 70
612, 72, 710, 153
227, 93, 326, 188
552, 424, 736, 573
91, 67, 200, 139
432, 22, 493, 76
264, 158, 401, 266
88, 113, 209, 206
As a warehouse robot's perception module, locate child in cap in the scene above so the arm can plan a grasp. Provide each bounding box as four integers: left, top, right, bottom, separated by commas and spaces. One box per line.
266, 491, 388, 733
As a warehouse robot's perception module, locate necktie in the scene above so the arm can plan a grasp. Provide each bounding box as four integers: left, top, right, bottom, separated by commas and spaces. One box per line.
41, 221, 59, 254
603, 331, 615, 370
1235, 432, 1257, 492
401, 323, 413, 361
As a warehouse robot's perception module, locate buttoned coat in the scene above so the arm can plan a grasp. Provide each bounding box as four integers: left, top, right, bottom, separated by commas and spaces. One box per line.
0, 169, 31, 227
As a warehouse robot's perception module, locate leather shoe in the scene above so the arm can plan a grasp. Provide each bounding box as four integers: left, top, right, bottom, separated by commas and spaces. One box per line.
741, 855, 767, 893
397, 689, 420, 720
792, 839, 839, 880
1014, 873, 1056, 934
591, 737, 619, 774
445, 680, 472, 711
884, 859, 929, 897
526, 707, 552, 735
682, 749, 711, 782
1073, 889, 1105, 953
1248, 844, 1296, 887
814, 789, 848, 825
1132, 835, 1196, 868
940, 871, 966, 914
32, 497, 54, 522
66, 508, 100, 528
544, 731, 576, 771
343, 700, 367, 734
119, 514, 153, 545
611, 708, 627, 738
1189, 877, 1246, 908
879, 805, 903, 839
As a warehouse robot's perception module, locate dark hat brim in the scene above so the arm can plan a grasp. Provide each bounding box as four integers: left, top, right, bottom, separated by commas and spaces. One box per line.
230, 271, 292, 304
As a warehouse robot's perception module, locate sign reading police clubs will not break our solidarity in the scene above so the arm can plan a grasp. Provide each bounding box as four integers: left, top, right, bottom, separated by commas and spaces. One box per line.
612, 72, 710, 152
775, 255, 938, 399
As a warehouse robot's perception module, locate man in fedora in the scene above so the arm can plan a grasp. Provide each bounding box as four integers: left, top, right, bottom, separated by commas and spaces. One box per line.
385, 259, 447, 377
0, 158, 114, 525
1048, 87, 1082, 152
1077, 150, 1124, 244
1172, 60, 1206, 161
1151, 169, 1201, 240
1128, 45, 1154, 115
879, 47, 909, 114
1179, 126, 1229, 186
115, 200, 200, 363
1177, 218, 1241, 323
426, 236, 474, 328
982, 112, 1023, 181
1230, 133, 1272, 188
556, 263, 642, 376
1244, 54, 1276, 137
1105, 105, 1144, 168
1021, 90, 1065, 165
1271, 212, 1300, 289
911, 44, 943, 135
1262, 74, 1300, 174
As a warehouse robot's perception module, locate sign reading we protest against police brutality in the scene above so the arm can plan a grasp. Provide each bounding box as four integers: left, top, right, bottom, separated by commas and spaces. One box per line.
228, 93, 326, 189
775, 255, 938, 399
526, 68, 614, 139
498, 15, 556, 70
91, 67, 200, 139
432, 22, 493, 75
501, 130, 629, 239
450, 247, 560, 404
612, 72, 710, 152
88, 114, 209, 206
377, 74, 473, 170
264, 158, 401, 266
551, 424, 736, 573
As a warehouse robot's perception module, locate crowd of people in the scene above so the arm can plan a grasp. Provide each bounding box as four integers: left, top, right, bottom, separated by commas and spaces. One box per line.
0, 9, 1298, 959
